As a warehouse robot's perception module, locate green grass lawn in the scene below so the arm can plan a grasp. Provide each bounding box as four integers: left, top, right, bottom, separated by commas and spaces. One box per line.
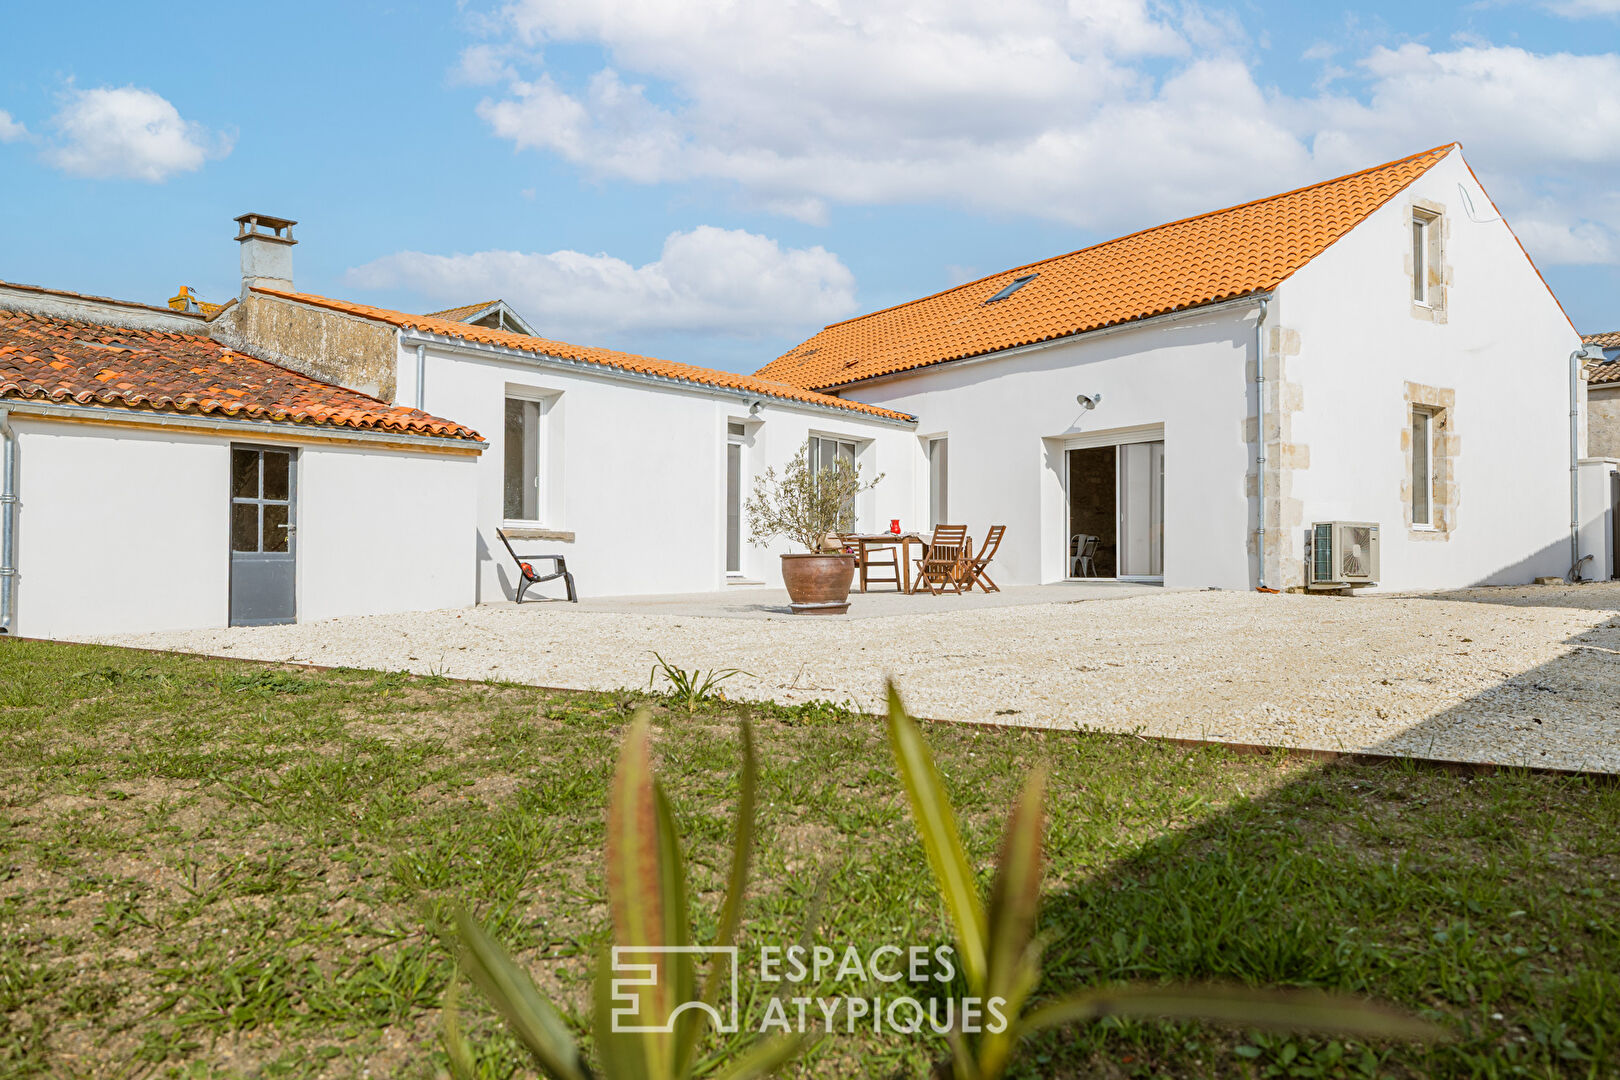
1, 639, 1616, 1079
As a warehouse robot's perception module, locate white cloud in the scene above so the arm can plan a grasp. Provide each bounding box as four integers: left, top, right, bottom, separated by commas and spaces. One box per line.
346, 226, 857, 340
464, 1, 1620, 266
1539, 0, 1620, 15
47, 86, 230, 181
0, 110, 26, 142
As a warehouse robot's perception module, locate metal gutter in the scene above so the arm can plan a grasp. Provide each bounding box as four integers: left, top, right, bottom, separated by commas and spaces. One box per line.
1254, 298, 1270, 591
818, 293, 1273, 394
398, 329, 918, 428
1, 398, 486, 453
0, 408, 16, 634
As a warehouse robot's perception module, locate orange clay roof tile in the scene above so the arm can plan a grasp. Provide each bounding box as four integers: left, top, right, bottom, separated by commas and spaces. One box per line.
755, 145, 1458, 391
253, 288, 915, 422
426, 300, 502, 323
1585, 333, 1620, 386
0, 308, 482, 441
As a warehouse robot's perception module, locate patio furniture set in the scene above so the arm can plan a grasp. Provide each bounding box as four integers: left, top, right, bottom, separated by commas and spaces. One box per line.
833, 524, 1006, 595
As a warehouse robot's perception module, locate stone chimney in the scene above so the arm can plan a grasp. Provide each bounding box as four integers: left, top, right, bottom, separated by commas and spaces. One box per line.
235, 213, 296, 294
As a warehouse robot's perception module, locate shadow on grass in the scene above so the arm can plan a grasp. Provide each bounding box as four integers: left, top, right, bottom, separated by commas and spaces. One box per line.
1017, 747, 1619, 1079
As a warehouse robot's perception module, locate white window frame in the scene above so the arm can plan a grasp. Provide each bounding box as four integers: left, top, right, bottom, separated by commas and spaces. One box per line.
725, 421, 748, 576
808, 434, 864, 532
1411, 405, 1435, 529
502, 391, 550, 526
928, 436, 949, 528
1412, 208, 1438, 307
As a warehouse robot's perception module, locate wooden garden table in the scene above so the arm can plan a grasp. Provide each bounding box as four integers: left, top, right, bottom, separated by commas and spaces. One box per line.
846, 532, 927, 593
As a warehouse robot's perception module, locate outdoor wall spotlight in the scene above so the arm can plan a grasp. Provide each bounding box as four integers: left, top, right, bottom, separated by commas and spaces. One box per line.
748, 400, 765, 418
1076, 392, 1103, 410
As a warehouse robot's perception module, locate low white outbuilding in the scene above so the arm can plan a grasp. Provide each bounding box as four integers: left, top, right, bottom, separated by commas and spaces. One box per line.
0, 281, 483, 639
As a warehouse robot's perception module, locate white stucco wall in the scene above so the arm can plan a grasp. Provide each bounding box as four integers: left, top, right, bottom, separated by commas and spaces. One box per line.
1278, 149, 1580, 590
828, 306, 1258, 589
10, 420, 230, 638
6, 415, 480, 638
297, 444, 479, 620
409, 343, 917, 600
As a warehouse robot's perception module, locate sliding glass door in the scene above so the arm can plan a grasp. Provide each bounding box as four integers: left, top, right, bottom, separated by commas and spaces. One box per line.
1117, 440, 1164, 578
1066, 436, 1163, 581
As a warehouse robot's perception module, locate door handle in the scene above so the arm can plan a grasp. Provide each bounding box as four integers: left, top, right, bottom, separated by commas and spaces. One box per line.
278, 523, 297, 534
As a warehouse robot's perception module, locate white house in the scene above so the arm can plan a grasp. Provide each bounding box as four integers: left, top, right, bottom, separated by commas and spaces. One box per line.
0, 279, 483, 639
756, 143, 1590, 592
2, 143, 1609, 640
205, 276, 918, 603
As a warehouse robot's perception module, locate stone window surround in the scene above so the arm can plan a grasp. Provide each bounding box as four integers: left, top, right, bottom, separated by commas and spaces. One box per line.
1401, 382, 1458, 540
1407, 197, 1450, 324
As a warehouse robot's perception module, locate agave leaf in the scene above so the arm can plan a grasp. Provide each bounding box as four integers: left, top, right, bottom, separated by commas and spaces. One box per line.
677, 719, 760, 1076
711, 718, 757, 958
593, 944, 651, 1080
885, 681, 988, 992
944, 1027, 984, 1080
454, 908, 591, 1080
439, 973, 478, 1080
654, 780, 698, 1072
1020, 984, 1446, 1042
985, 765, 1046, 1005
708, 1034, 806, 1080
606, 712, 673, 1044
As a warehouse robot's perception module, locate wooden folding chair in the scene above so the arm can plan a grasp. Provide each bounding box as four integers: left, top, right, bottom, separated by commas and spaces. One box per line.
857, 536, 902, 592
912, 525, 970, 594
965, 524, 1005, 592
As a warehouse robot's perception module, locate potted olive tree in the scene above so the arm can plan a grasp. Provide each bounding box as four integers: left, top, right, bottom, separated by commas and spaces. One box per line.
746, 445, 881, 614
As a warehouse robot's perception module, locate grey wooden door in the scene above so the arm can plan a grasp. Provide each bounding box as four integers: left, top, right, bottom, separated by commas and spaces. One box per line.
229, 446, 297, 626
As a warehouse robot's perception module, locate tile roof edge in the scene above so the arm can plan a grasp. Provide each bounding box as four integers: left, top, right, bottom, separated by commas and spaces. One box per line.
810, 142, 1458, 335
252, 287, 915, 423
0, 278, 209, 320
811, 290, 1270, 392
1580, 331, 1618, 343
1, 395, 486, 447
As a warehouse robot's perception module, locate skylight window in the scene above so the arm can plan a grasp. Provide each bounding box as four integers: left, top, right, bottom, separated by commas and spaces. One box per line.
985, 273, 1038, 303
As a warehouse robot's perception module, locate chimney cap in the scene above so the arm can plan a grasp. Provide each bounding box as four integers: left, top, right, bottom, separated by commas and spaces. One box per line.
235, 213, 297, 245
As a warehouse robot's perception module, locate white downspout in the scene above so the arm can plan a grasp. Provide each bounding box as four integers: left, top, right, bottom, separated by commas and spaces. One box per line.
1255, 298, 1269, 591
414, 343, 427, 411
0, 407, 17, 634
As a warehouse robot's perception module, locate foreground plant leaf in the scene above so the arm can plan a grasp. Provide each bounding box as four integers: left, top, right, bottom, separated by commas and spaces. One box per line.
883, 682, 1443, 1080
454, 908, 592, 1080
885, 681, 988, 992
1020, 983, 1448, 1041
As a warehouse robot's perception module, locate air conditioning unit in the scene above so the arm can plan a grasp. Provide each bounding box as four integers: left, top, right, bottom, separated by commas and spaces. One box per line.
1307, 521, 1380, 589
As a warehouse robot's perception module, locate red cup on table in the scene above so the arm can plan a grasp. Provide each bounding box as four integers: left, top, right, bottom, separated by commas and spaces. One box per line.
889, 519, 901, 534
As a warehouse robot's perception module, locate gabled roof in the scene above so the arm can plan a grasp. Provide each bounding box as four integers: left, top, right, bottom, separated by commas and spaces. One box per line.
756, 144, 1458, 391
427, 298, 539, 336
0, 307, 482, 441
254, 288, 916, 423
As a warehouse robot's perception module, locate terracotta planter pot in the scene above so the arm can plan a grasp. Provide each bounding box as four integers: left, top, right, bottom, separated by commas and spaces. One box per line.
780, 553, 855, 615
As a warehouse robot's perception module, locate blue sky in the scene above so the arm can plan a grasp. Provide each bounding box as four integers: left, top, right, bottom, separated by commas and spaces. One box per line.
2, 1, 1617, 374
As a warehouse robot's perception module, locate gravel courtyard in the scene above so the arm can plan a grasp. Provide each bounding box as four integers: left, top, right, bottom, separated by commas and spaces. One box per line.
89, 582, 1620, 773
